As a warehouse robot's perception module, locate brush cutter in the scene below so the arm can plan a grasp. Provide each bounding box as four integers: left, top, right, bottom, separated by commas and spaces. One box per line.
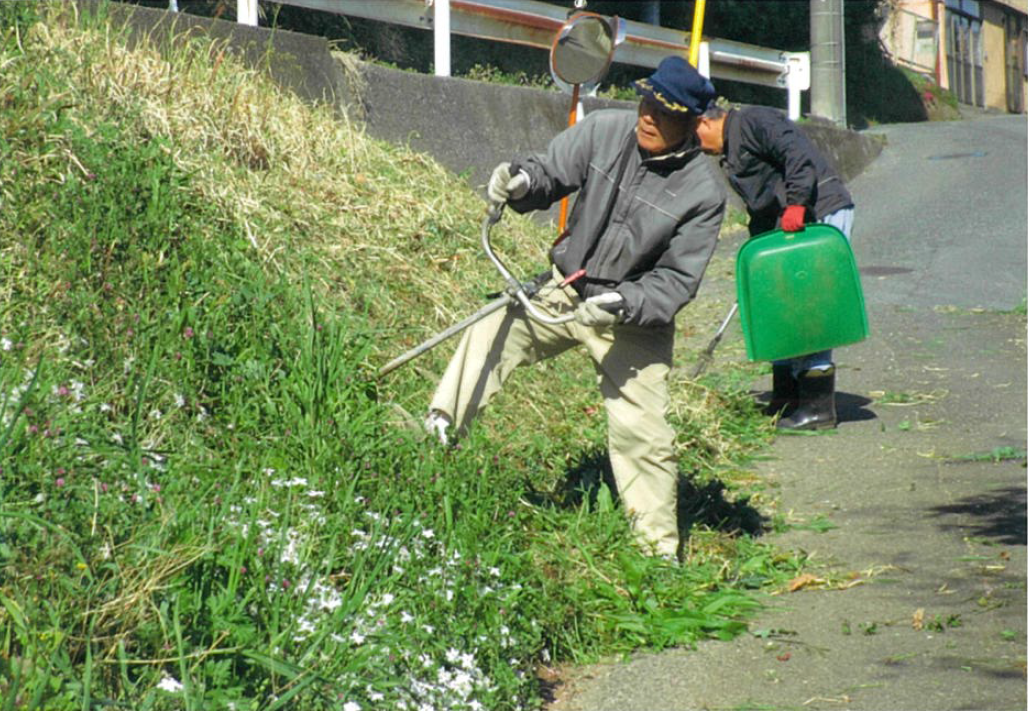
378, 207, 581, 378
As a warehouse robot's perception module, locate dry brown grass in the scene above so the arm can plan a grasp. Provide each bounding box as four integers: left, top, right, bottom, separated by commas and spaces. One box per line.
34, 2, 767, 485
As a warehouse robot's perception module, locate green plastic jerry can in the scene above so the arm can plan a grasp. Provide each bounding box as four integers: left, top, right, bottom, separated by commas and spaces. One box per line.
735, 224, 869, 362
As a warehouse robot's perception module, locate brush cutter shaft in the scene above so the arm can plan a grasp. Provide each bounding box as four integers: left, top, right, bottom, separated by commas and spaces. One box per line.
377, 293, 513, 377
378, 209, 573, 378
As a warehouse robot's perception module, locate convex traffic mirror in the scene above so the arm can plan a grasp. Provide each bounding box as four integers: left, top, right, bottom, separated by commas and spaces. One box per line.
549, 12, 623, 93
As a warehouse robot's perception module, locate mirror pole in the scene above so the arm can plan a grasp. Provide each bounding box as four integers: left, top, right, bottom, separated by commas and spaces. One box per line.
688, 0, 707, 67
557, 83, 582, 234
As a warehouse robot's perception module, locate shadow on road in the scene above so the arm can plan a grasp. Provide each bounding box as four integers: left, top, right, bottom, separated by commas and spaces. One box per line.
751, 387, 876, 425
926, 484, 1027, 545
837, 391, 876, 424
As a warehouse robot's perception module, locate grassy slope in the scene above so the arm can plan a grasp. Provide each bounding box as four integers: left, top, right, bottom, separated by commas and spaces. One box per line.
0, 4, 801, 709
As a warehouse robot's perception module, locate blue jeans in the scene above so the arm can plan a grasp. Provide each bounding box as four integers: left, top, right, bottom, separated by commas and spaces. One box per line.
775, 207, 855, 376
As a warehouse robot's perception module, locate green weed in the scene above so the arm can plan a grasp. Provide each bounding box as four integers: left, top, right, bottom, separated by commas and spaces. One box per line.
947, 446, 1027, 464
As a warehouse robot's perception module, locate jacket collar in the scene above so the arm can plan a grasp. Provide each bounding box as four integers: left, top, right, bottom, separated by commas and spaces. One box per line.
639, 138, 702, 169
722, 109, 740, 158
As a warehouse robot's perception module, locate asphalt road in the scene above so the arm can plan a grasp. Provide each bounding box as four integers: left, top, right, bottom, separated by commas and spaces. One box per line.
856, 114, 1027, 312
550, 112, 1028, 711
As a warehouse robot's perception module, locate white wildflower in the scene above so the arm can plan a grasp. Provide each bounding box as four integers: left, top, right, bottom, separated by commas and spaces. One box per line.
450, 670, 473, 695
280, 529, 303, 565
0, 337, 11, 351
271, 477, 307, 488
157, 676, 184, 693
294, 615, 317, 641
343, 703, 361, 711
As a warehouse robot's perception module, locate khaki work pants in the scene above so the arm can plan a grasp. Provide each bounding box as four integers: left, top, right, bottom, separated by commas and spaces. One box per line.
429, 270, 680, 557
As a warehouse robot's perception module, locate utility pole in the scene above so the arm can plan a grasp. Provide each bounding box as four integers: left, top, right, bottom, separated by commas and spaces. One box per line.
638, 1, 661, 26
810, 0, 847, 125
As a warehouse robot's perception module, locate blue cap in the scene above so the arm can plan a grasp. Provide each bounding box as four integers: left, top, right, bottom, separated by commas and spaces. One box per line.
634, 56, 717, 114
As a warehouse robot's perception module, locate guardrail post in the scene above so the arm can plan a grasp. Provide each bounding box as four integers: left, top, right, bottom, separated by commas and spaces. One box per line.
779, 51, 811, 121
432, 0, 451, 77
698, 41, 711, 78
238, 0, 258, 26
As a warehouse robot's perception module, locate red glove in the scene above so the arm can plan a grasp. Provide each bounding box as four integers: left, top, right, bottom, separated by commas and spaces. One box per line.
781, 205, 806, 232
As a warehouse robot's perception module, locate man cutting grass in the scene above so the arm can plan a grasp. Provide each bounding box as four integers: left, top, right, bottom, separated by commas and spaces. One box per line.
425, 57, 726, 560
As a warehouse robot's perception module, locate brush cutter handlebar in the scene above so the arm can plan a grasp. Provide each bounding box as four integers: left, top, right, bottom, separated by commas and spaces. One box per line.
483, 207, 576, 327
378, 207, 578, 378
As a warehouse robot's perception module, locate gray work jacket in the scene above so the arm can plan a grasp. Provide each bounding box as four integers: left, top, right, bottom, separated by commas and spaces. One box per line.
509, 109, 726, 328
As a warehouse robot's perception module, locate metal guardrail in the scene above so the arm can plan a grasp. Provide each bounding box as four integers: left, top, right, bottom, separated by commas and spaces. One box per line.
228, 0, 809, 117
274, 0, 806, 89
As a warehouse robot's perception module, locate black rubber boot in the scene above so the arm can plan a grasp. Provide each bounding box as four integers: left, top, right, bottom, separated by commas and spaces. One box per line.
763, 364, 798, 416
776, 366, 837, 431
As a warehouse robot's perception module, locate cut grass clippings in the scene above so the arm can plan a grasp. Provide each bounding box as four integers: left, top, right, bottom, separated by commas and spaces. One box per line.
0, 3, 802, 709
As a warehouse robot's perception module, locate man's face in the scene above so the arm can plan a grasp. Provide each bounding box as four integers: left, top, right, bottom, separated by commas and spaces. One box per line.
636, 96, 693, 155
696, 116, 724, 155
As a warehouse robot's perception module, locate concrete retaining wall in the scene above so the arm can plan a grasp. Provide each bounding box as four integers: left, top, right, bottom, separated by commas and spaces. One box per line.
96, 2, 883, 211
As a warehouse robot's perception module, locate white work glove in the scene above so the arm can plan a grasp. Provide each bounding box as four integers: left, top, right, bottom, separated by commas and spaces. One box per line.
575, 292, 625, 328
486, 162, 530, 205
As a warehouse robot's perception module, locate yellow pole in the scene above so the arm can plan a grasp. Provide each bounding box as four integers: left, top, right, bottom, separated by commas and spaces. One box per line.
688, 0, 707, 67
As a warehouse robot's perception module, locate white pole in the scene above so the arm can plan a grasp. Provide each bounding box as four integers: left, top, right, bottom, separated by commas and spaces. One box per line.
238, 0, 257, 27
781, 52, 810, 122
434, 0, 451, 77
698, 41, 711, 78
787, 80, 801, 121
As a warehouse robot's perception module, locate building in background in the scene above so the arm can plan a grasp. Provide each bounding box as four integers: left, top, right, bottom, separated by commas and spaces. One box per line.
879, 0, 1026, 113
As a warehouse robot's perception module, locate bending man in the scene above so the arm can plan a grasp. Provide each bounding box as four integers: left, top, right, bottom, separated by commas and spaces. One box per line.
425, 57, 726, 559
696, 104, 856, 430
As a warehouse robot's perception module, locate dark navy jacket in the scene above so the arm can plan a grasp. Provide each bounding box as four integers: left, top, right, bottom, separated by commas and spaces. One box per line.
722, 106, 853, 235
